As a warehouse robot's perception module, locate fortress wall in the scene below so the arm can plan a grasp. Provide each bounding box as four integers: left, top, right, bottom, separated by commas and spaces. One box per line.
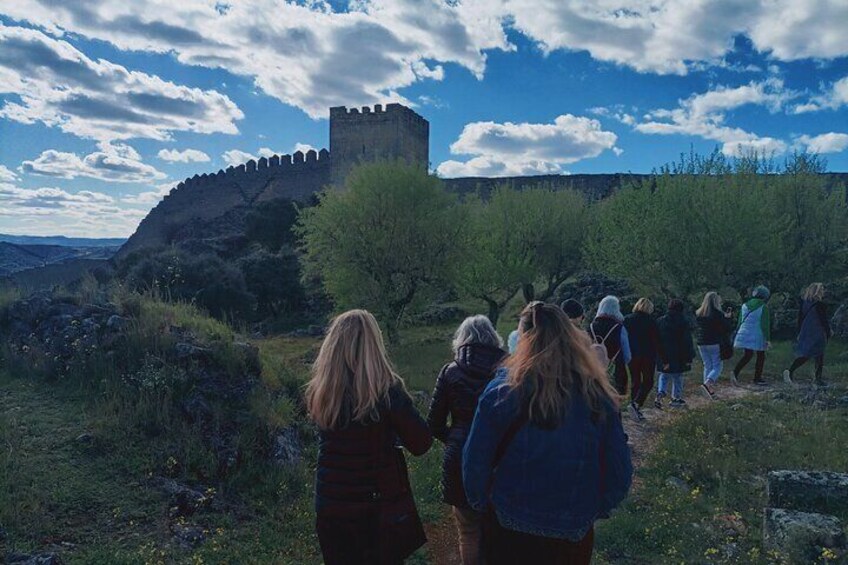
118, 149, 330, 257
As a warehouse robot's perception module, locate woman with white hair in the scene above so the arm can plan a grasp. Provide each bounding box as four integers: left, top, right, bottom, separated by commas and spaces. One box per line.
427, 315, 507, 565
590, 295, 632, 396
783, 283, 831, 385
732, 285, 772, 386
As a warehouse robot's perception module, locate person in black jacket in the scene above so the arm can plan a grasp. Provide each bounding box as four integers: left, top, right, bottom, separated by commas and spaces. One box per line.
305, 310, 433, 565
428, 315, 506, 565
623, 298, 659, 421
655, 299, 696, 409
695, 291, 734, 398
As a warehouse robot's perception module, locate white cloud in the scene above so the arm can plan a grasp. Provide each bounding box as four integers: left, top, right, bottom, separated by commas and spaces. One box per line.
0, 180, 146, 237
794, 76, 848, 113
633, 79, 791, 156
0, 165, 17, 182
0, 1, 509, 119
223, 144, 316, 166
1, 1, 847, 126
21, 143, 166, 183
157, 148, 211, 163
0, 23, 243, 141
121, 182, 176, 205
796, 132, 848, 154
221, 149, 256, 167
436, 114, 618, 177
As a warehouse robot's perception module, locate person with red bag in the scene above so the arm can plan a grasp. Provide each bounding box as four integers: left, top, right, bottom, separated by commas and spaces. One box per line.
306, 310, 432, 564
462, 302, 633, 565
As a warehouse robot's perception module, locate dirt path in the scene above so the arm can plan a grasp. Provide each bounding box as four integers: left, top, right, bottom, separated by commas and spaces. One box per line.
425, 381, 763, 565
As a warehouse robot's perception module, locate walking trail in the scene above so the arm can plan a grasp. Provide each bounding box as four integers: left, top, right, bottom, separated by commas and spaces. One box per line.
424, 381, 763, 565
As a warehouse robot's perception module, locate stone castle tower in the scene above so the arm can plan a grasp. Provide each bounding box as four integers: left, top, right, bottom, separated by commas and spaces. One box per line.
329, 103, 429, 186
118, 103, 430, 257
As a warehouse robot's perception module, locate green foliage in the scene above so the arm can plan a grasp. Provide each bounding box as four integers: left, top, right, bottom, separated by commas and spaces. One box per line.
240, 246, 305, 316
298, 162, 464, 341
245, 197, 299, 252
586, 149, 848, 300
453, 185, 589, 324
121, 248, 255, 320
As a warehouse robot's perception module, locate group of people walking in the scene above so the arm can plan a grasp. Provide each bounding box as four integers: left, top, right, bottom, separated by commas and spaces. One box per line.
307, 306, 632, 564
305, 282, 832, 564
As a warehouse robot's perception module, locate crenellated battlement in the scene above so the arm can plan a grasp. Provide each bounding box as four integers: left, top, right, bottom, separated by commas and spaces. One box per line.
329, 103, 428, 132
166, 149, 331, 195
120, 102, 428, 258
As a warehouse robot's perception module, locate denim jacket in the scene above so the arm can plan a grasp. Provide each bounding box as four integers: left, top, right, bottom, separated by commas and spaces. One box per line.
462, 370, 633, 541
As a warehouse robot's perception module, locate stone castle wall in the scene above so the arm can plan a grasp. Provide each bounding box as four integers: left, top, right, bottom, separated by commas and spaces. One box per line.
118, 149, 331, 257
329, 103, 429, 186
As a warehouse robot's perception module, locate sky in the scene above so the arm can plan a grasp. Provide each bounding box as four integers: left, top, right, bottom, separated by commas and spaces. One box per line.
1, 1, 847, 238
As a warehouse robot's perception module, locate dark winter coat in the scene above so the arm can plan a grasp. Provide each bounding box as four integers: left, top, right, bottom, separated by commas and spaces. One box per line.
427, 344, 506, 508
623, 311, 659, 360
315, 384, 432, 516
656, 311, 696, 373
695, 310, 734, 346
795, 299, 831, 358
590, 315, 631, 370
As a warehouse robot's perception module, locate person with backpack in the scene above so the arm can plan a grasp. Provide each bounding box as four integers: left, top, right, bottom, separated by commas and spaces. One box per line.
590, 295, 632, 396
695, 292, 735, 398
783, 283, 832, 386
654, 299, 696, 409
427, 316, 507, 565
305, 310, 433, 564
462, 302, 633, 565
732, 285, 771, 386
623, 298, 659, 421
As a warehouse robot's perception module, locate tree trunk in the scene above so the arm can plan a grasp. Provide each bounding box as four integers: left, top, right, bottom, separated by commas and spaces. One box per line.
485, 298, 500, 327
522, 283, 535, 303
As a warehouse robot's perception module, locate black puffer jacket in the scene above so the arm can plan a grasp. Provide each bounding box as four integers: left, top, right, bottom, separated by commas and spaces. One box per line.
427, 344, 506, 508
624, 311, 659, 360
315, 384, 432, 516
656, 311, 696, 373
695, 310, 734, 345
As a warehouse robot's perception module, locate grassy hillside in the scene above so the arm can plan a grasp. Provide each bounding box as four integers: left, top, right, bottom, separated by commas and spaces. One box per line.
1, 293, 847, 563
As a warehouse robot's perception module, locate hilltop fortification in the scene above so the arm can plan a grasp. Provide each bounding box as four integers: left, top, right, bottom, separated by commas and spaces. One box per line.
118, 103, 429, 258
117, 103, 848, 259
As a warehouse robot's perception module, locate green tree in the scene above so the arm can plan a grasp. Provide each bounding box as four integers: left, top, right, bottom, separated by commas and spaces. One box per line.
245, 198, 299, 251
239, 247, 305, 316
297, 162, 463, 342
453, 185, 590, 325
586, 148, 848, 302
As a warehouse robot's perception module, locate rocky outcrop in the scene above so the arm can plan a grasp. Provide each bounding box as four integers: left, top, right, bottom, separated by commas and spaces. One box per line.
763, 508, 846, 559
768, 471, 848, 516
554, 273, 638, 315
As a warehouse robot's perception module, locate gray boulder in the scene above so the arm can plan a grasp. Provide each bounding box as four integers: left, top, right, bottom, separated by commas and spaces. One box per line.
768, 470, 848, 515
832, 304, 848, 339
272, 426, 302, 467
763, 508, 846, 560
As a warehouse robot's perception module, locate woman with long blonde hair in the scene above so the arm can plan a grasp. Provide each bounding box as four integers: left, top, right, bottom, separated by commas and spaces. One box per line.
695, 292, 734, 398
306, 309, 432, 564
463, 302, 633, 565
783, 283, 832, 385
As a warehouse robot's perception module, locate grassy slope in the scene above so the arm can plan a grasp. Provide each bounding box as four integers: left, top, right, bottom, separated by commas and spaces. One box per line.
2, 310, 848, 563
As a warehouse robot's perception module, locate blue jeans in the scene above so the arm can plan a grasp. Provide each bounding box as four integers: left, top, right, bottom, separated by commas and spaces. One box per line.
657, 372, 684, 399
698, 344, 722, 385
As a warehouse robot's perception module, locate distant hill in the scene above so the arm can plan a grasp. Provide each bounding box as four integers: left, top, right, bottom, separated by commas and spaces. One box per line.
0, 234, 126, 247
0, 240, 120, 278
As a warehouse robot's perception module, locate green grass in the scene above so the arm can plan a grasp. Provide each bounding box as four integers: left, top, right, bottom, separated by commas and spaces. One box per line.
4, 293, 848, 564
595, 343, 848, 565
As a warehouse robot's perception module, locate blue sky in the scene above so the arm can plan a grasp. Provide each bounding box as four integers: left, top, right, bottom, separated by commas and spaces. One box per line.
1, 1, 847, 237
